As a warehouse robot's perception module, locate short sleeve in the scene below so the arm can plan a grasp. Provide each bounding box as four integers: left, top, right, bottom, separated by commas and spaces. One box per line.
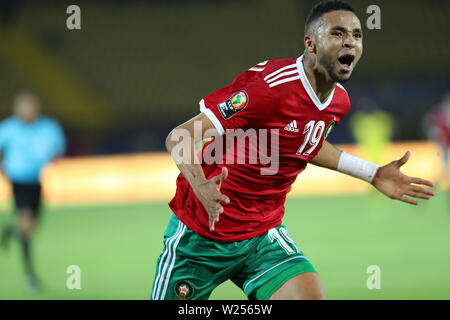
199, 71, 274, 135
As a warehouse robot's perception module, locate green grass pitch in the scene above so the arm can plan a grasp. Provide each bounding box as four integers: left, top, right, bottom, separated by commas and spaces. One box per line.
0, 192, 449, 299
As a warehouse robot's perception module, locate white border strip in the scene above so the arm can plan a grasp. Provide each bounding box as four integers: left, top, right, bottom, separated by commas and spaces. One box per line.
199, 99, 225, 135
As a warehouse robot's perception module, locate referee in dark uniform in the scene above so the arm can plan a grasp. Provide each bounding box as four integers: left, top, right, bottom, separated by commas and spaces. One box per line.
0, 92, 66, 292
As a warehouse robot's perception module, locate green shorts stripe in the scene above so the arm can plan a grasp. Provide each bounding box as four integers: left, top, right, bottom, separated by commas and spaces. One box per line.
152, 220, 187, 300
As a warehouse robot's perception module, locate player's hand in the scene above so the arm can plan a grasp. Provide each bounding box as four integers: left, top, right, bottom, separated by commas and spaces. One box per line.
371, 151, 435, 205
192, 166, 230, 231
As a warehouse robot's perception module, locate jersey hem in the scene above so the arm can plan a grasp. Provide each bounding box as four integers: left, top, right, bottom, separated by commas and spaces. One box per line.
169, 205, 281, 243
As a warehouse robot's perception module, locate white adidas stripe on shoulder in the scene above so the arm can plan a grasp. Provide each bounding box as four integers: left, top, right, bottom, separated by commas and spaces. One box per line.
248, 60, 268, 72
249, 61, 301, 87
264, 64, 297, 82
268, 75, 300, 88
249, 67, 265, 72
266, 69, 298, 84
264, 63, 299, 88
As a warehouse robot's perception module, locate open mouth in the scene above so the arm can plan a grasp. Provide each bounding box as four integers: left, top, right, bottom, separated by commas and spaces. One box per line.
337, 54, 355, 71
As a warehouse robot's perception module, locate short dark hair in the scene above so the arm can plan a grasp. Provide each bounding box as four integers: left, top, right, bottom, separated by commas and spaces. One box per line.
305, 1, 355, 34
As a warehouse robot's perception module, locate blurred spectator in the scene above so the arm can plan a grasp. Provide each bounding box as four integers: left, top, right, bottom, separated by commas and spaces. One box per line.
0, 92, 66, 292
424, 91, 450, 191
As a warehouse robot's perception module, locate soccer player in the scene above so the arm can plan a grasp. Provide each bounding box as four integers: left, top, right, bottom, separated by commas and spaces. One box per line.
0, 92, 66, 292
424, 92, 450, 191
151, 1, 435, 300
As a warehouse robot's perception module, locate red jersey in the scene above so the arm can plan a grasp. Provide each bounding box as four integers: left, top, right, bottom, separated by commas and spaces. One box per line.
169, 55, 351, 242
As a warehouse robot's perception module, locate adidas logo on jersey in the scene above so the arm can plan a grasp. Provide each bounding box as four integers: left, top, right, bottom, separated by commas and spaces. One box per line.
284, 120, 299, 132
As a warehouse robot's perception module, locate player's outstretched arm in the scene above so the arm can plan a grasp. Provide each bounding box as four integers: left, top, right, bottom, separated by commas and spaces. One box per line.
370, 151, 434, 205
309, 140, 342, 170
311, 141, 434, 205
165, 113, 230, 231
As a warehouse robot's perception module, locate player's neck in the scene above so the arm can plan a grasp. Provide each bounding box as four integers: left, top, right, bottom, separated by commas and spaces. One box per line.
302, 54, 336, 104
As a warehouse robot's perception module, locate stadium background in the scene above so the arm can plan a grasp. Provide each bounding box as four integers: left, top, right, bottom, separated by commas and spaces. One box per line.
0, 0, 449, 299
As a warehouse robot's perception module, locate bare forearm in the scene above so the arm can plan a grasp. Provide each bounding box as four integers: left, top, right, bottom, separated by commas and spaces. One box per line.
177, 163, 208, 188
310, 140, 342, 170
166, 133, 207, 187
165, 112, 220, 188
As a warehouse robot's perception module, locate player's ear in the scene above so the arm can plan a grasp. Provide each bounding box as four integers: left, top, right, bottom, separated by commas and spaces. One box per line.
304, 34, 316, 54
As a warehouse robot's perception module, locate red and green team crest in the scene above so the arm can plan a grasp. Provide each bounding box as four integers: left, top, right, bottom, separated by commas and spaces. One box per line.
174, 280, 195, 300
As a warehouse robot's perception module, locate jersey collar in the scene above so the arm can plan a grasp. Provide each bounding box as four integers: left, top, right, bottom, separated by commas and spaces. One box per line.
296, 55, 336, 111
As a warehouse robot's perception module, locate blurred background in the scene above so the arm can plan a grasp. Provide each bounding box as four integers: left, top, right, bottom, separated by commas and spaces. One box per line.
0, 0, 449, 299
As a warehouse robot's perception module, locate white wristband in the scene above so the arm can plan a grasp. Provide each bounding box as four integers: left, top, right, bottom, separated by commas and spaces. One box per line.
337, 151, 379, 183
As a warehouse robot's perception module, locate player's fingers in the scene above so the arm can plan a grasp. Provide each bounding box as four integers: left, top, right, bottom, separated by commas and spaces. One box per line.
215, 193, 230, 204
210, 202, 222, 214
210, 173, 221, 184
211, 167, 228, 187
209, 209, 222, 231
405, 190, 431, 200
211, 168, 225, 182
410, 177, 434, 187
220, 166, 228, 183
209, 216, 215, 231
399, 195, 418, 206
410, 185, 435, 197
397, 151, 410, 167
209, 208, 220, 230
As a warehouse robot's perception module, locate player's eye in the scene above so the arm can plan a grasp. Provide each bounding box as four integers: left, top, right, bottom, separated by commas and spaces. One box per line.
332, 31, 342, 36
354, 33, 362, 39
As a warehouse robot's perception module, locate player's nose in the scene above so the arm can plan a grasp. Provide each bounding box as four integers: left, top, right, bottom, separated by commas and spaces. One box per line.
343, 34, 356, 48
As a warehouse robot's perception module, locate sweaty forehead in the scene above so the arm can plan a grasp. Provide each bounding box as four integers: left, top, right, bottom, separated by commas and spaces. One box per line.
315, 10, 361, 33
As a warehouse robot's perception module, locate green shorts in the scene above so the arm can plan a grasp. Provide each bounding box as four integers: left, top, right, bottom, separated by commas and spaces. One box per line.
151, 214, 316, 300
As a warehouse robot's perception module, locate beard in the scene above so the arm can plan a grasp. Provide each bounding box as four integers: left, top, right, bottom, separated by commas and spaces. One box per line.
319, 55, 351, 84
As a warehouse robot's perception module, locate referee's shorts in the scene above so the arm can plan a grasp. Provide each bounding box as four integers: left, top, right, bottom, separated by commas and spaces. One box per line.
12, 182, 42, 216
